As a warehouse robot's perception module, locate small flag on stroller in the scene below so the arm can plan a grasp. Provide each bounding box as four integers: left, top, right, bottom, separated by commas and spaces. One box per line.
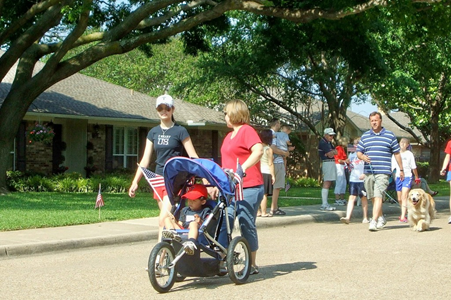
138, 164, 165, 202
95, 184, 104, 209
234, 162, 244, 201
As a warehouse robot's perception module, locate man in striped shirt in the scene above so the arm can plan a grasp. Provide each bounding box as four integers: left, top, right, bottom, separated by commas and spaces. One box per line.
357, 111, 404, 231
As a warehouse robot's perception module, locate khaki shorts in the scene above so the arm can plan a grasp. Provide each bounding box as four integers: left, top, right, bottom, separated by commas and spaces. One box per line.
322, 161, 337, 181
273, 163, 285, 189
364, 174, 389, 199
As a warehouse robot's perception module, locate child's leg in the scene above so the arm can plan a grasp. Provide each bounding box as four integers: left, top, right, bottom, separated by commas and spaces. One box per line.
345, 195, 356, 219
188, 221, 199, 240
401, 187, 409, 220
362, 196, 368, 220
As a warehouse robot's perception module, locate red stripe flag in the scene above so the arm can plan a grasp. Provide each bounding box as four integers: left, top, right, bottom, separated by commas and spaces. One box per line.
234, 162, 244, 201
138, 165, 165, 202
95, 184, 104, 208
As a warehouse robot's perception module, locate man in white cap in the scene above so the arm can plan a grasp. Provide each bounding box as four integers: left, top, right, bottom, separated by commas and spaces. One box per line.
318, 128, 338, 210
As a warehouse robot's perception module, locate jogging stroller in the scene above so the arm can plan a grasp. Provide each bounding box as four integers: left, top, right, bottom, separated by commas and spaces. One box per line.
146, 157, 251, 293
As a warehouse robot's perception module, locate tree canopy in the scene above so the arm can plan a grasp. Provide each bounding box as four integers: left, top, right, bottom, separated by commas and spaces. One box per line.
0, 0, 447, 192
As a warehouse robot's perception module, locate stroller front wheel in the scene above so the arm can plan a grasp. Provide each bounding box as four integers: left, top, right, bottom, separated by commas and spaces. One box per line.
148, 242, 177, 293
227, 236, 251, 284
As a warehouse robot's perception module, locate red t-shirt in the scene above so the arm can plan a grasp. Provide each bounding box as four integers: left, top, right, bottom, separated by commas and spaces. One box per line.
445, 140, 451, 171
334, 145, 347, 164
221, 124, 263, 188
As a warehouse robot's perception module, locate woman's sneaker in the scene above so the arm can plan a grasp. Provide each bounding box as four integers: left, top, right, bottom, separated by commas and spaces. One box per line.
362, 218, 370, 223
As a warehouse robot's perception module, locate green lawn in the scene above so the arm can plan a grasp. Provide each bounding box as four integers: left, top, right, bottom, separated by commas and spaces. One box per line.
0, 181, 448, 231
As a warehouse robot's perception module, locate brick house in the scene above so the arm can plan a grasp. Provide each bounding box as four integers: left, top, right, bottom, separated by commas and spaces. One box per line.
2, 60, 229, 176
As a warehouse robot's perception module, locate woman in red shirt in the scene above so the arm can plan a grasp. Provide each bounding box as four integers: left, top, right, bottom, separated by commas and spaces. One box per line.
221, 99, 263, 275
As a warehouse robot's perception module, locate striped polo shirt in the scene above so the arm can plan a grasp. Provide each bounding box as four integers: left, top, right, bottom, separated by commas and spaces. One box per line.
356, 127, 400, 175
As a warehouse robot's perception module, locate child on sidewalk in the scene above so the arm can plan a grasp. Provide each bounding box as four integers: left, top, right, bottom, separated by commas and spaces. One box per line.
162, 184, 211, 255
275, 124, 295, 171
340, 137, 369, 224
391, 138, 420, 222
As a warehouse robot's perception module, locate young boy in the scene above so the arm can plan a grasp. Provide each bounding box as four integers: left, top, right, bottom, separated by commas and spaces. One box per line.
340, 137, 369, 224
162, 184, 211, 255
391, 138, 420, 222
275, 124, 295, 170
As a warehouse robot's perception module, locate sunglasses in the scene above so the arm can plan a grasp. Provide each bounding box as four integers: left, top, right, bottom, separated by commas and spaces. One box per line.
157, 105, 172, 112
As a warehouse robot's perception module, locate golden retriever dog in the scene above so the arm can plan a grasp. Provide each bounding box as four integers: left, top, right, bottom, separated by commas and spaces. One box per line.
407, 188, 436, 232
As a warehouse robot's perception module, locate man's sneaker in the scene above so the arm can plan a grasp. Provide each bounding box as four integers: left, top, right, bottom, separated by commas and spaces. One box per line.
321, 205, 336, 211
162, 229, 182, 242
340, 217, 349, 224
448, 216, 451, 224
377, 216, 386, 229
369, 219, 378, 231
182, 241, 197, 255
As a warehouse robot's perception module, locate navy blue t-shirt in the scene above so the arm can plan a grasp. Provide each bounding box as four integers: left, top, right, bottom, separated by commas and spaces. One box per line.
147, 124, 190, 175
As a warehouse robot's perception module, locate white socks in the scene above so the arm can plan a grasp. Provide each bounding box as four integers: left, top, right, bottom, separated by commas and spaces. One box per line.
322, 188, 329, 206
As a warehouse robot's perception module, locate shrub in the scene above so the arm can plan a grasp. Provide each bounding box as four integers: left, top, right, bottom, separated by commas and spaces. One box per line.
289, 177, 320, 188
416, 162, 429, 178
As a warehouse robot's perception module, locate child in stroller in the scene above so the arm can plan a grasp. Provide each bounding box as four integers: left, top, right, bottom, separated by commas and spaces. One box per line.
162, 184, 211, 255
147, 157, 251, 293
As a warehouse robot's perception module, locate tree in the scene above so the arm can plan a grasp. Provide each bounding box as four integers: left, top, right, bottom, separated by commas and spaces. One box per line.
371, 7, 451, 182
0, 0, 445, 192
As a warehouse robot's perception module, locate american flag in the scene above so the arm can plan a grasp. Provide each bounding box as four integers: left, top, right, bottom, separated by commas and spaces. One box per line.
95, 184, 104, 209
234, 162, 244, 201
138, 165, 165, 202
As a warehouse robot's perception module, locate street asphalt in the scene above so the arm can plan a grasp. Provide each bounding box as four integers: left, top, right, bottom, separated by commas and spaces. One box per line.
1, 197, 449, 258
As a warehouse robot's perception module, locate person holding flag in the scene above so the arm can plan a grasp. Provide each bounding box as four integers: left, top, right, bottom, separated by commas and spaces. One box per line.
221, 99, 264, 275
128, 94, 201, 241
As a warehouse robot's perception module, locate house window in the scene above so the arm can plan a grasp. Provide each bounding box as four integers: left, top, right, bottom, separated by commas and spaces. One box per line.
113, 127, 138, 169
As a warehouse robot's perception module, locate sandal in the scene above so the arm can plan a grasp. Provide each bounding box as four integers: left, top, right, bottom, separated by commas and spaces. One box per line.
261, 214, 273, 217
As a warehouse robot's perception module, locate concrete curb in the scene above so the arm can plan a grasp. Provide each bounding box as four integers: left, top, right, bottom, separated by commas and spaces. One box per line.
0, 198, 448, 258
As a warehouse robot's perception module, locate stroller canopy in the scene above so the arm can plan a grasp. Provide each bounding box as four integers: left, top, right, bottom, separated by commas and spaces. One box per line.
163, 157, 234, 204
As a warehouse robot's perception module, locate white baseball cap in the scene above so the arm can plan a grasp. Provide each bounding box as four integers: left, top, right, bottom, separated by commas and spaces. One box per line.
324, 128, 336, 135
155, 94, 174, 108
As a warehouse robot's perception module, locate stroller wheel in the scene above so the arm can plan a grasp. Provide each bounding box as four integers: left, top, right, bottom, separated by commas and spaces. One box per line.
148, 242, 176, 293
227, 236, 251, 284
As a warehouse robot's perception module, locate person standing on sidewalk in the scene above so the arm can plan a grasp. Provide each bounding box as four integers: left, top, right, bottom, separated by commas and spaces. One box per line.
439, 139, 451, 224
318, 128, 338, 211
340, 137, 369, 224
357, 111, 404, 231
334, 138, 349, 206
269, 118, 289, 216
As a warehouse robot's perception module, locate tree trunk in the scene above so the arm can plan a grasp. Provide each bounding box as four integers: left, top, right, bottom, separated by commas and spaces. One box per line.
0, 83, 44, 191
428, 104, 441, 182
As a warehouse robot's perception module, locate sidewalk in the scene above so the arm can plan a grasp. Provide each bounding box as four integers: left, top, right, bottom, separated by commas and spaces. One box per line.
1, 197, 449, 258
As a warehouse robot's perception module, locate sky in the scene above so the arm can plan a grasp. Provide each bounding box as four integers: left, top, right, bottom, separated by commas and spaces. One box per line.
350, 101, 378, 117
